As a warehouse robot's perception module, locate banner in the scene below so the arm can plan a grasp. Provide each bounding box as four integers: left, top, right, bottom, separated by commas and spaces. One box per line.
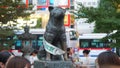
43, 38, 65, 55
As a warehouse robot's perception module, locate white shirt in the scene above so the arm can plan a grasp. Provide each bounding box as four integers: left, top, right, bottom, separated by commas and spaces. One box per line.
29, 55, 39, 68
81, 56, 91, 65
29, 55, 39, 64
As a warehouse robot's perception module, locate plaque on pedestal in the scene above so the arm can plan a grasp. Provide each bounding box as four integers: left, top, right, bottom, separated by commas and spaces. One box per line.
34, 61, 74, 68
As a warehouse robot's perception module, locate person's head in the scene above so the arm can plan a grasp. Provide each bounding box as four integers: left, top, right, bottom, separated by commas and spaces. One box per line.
0, 51, 13, 68
97, 51, 120, 68
83, 49, 90, 57
6, 56, 31, 68
30, 50, 38, 56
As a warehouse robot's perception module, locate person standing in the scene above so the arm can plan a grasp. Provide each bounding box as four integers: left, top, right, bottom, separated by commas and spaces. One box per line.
0, 50, 14, 68
29, 50, 39, 68
97, 51, 120, 68
79, 49, 91, 68
82, 49, 91, 65
6, 56, 31, 68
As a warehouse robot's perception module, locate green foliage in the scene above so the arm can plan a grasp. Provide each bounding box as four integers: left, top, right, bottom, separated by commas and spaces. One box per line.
0, 36, 15, 51
74, 0, 120, 47
0, 0, 30, 24
0, 0, 32, 50
0, 28, 14, 37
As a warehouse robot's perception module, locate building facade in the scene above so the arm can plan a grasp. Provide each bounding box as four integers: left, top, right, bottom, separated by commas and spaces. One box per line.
74, 0, 99, 34
19, 0, 75, 28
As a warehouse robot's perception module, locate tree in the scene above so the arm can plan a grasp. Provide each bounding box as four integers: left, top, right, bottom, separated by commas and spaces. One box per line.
74, 0, 120, 47
0, 0, 31, 24
0, 0, 32, 50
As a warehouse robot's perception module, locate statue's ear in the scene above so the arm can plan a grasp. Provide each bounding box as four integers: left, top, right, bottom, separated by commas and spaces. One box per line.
48, 6, 54, 12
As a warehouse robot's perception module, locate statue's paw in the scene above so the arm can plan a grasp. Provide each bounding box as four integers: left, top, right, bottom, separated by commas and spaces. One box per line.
64, 57, 68, 61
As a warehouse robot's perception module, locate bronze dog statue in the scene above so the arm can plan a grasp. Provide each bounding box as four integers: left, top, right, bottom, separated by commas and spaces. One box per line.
44, 6, 68, 61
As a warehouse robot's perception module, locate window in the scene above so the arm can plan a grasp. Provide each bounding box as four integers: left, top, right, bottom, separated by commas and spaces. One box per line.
38, 40, 43, 46
32, 40, 37, 46
81, 42, 89, 48
37, 0, 47, 6
70, 0, 73, 5
15, 40, 22, 47
88, 2, 91, 5
91, 39, 110, 48
37, 34, 43, 46
92, 2, 96, 5
80, 39, 90, 48
29, 0, 32, 4
91, 39, 99, 48
79, 39, 110, 48
22, 0, 26, 4
69, 30, 77, 40
83, 2, 86, 5
15, 40, 22, 49
25, 41, 30, 46
49, 0, 54, 5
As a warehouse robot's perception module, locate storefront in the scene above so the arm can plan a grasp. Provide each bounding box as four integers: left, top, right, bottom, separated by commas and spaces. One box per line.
20, 0, 75, 28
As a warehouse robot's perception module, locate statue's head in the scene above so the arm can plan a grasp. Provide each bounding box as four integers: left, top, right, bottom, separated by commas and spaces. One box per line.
24, 25, 29, 33
48, 6, 66, 20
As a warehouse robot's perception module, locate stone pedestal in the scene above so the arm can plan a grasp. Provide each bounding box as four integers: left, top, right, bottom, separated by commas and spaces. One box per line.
34, 61, 74, 68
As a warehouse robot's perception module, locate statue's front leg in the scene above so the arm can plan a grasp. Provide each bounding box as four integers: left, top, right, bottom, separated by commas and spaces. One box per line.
60, 34, 68, 61
62, 42, 68, 61
44, 32, 55, 61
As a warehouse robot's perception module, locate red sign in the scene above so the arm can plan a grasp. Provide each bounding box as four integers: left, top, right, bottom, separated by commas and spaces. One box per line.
64, 14, 70, 26
26, 0, 70, 8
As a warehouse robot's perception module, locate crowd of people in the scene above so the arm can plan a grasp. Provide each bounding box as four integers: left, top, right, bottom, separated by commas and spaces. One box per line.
68, 48, 120, 68
0, 48, 120, 68
0, 49, 39, 68
96, 51, 120, 68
